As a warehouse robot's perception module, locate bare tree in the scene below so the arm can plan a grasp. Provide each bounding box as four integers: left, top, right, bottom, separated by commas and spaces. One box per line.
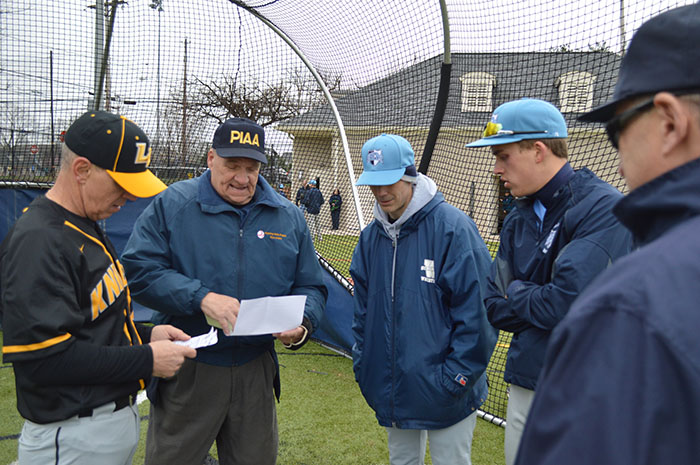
158, 87, 210, 169
152, 67, 342, 181
189, 67, 343, 126
0, 105, 31, 176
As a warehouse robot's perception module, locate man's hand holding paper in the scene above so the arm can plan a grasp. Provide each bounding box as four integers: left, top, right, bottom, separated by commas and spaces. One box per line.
201, 292, 240, 336
204, 295, 307, 337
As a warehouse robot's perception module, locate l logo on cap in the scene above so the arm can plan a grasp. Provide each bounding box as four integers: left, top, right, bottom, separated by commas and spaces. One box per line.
134, 142, 152, 166
367, 149, 383, 166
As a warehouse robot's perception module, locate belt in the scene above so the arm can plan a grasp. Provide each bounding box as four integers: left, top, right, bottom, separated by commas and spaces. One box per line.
77, 395, 133, 418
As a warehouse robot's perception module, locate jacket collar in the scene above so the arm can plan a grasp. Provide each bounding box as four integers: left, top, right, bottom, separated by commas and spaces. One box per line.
614, 157, 700, 245
532, 162, 575, 209
196, 169, 284, 214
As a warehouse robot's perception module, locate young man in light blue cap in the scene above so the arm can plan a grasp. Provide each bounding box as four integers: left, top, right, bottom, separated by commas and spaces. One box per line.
350, 134, 497, 465
466, 98, 632, 465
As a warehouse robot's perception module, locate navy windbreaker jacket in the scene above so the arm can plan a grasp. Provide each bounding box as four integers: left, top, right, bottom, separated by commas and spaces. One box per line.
516, 158, 700, 465
350, 175, 496, 429
122, 171, 327, 368
485, 167, 632, 389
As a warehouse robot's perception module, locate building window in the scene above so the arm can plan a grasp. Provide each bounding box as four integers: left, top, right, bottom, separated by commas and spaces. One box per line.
460, 72, 496, 112
556, 71, 596, 113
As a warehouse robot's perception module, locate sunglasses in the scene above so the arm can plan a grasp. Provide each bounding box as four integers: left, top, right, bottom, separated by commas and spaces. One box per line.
605, 98, 656, 150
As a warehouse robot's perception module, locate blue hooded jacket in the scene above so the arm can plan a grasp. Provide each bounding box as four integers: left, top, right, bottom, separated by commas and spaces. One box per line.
516, 158, 700, 465
485, 167, 632, 389
350, 174, 496, 430
122, 171, 327, 368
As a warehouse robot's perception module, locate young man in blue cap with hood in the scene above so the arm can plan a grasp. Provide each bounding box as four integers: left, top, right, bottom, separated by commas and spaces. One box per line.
350, 134, 496, 465
466, 98, 632, 465
516, 4, 700, 464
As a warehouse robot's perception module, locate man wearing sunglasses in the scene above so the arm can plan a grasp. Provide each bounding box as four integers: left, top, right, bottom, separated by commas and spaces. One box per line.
466, 98, 632, 465
515, 4, 700, 464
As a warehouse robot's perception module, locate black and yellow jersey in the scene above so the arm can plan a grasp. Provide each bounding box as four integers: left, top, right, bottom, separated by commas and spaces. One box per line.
0, 195, 151, 424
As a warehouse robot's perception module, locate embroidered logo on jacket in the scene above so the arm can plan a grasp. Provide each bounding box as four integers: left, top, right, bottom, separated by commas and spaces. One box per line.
455, 373, 469, 386
420, 259, 435, 283
541, 221, 561, 255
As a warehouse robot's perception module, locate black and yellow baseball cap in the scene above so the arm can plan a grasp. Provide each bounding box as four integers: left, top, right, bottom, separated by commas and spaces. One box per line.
64, 111, 167, 198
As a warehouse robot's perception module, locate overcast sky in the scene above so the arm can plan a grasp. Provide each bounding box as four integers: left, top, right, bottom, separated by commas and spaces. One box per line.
1, 0, 693, 147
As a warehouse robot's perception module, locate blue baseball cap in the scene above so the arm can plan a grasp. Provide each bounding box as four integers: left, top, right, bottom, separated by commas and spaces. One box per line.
580, 3, 700, 123
356, 134, 416, 186
212, 117, 267, 163
466, 98, 567, 147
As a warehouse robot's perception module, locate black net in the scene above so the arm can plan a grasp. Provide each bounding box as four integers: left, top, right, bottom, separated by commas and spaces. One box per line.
2, 0, 693, 424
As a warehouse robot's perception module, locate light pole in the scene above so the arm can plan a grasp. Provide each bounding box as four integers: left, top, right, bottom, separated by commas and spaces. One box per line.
149, 0, 163, 149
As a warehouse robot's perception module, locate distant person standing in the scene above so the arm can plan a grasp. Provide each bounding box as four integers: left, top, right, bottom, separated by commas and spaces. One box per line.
277, 183, 288, 199
498, 191, 515, 233
295, 180, 307, 208
328, 188, 342, 230
304, 179, 324, 241
502, 191, 514, 215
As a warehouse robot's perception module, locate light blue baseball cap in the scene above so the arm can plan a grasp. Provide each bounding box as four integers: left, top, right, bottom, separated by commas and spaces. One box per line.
356, 134, 416, 186
466, 98, 567, 147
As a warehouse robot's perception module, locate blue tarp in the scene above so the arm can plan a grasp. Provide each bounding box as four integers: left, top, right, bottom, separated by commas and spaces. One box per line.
0, 188, 353, 353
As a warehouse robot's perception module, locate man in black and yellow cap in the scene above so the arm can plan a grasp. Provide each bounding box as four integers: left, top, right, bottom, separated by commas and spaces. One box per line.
0, 110, 196, 464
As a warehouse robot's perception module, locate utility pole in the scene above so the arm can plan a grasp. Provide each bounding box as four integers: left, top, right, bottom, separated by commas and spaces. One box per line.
88, 0, 125, 111
181, 38, 188, 165
92, 0, 104, 110
619, 0, 627, 55
50, 50, 55, 169
149, 0, 163, 150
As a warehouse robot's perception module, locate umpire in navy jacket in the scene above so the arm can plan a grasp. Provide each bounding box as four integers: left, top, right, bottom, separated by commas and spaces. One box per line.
516, 5, 700, 464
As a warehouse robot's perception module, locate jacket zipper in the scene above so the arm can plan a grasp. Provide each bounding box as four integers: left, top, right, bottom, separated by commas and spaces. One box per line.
390, 235, 398, 425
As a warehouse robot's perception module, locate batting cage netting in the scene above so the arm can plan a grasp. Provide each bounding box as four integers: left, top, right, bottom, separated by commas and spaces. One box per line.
1, 0, 692, 425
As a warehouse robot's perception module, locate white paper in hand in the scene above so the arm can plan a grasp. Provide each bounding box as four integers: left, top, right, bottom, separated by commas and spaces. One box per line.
231, 295, 306, 336
174, 326, 218, 349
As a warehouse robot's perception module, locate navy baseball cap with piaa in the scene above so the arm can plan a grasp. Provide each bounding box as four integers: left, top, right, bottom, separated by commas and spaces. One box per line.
212, 117, 267, 164
466, 98, 567, 147
580, 3, 700, 123
356, 134, 416, 186
64, 111, 166, 198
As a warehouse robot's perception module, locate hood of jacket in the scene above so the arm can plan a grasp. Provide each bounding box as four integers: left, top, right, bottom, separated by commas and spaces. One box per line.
372, 173, 438, 240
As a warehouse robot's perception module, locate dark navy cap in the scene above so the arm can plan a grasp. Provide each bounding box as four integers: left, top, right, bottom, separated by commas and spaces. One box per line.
580, 3, 700, 123
212, 117, 267, 163
64, 111, 166, 198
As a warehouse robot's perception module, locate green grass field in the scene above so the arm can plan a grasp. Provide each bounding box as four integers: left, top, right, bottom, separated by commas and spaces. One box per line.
0, 234, 509, 464
0, 335, 505, 465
